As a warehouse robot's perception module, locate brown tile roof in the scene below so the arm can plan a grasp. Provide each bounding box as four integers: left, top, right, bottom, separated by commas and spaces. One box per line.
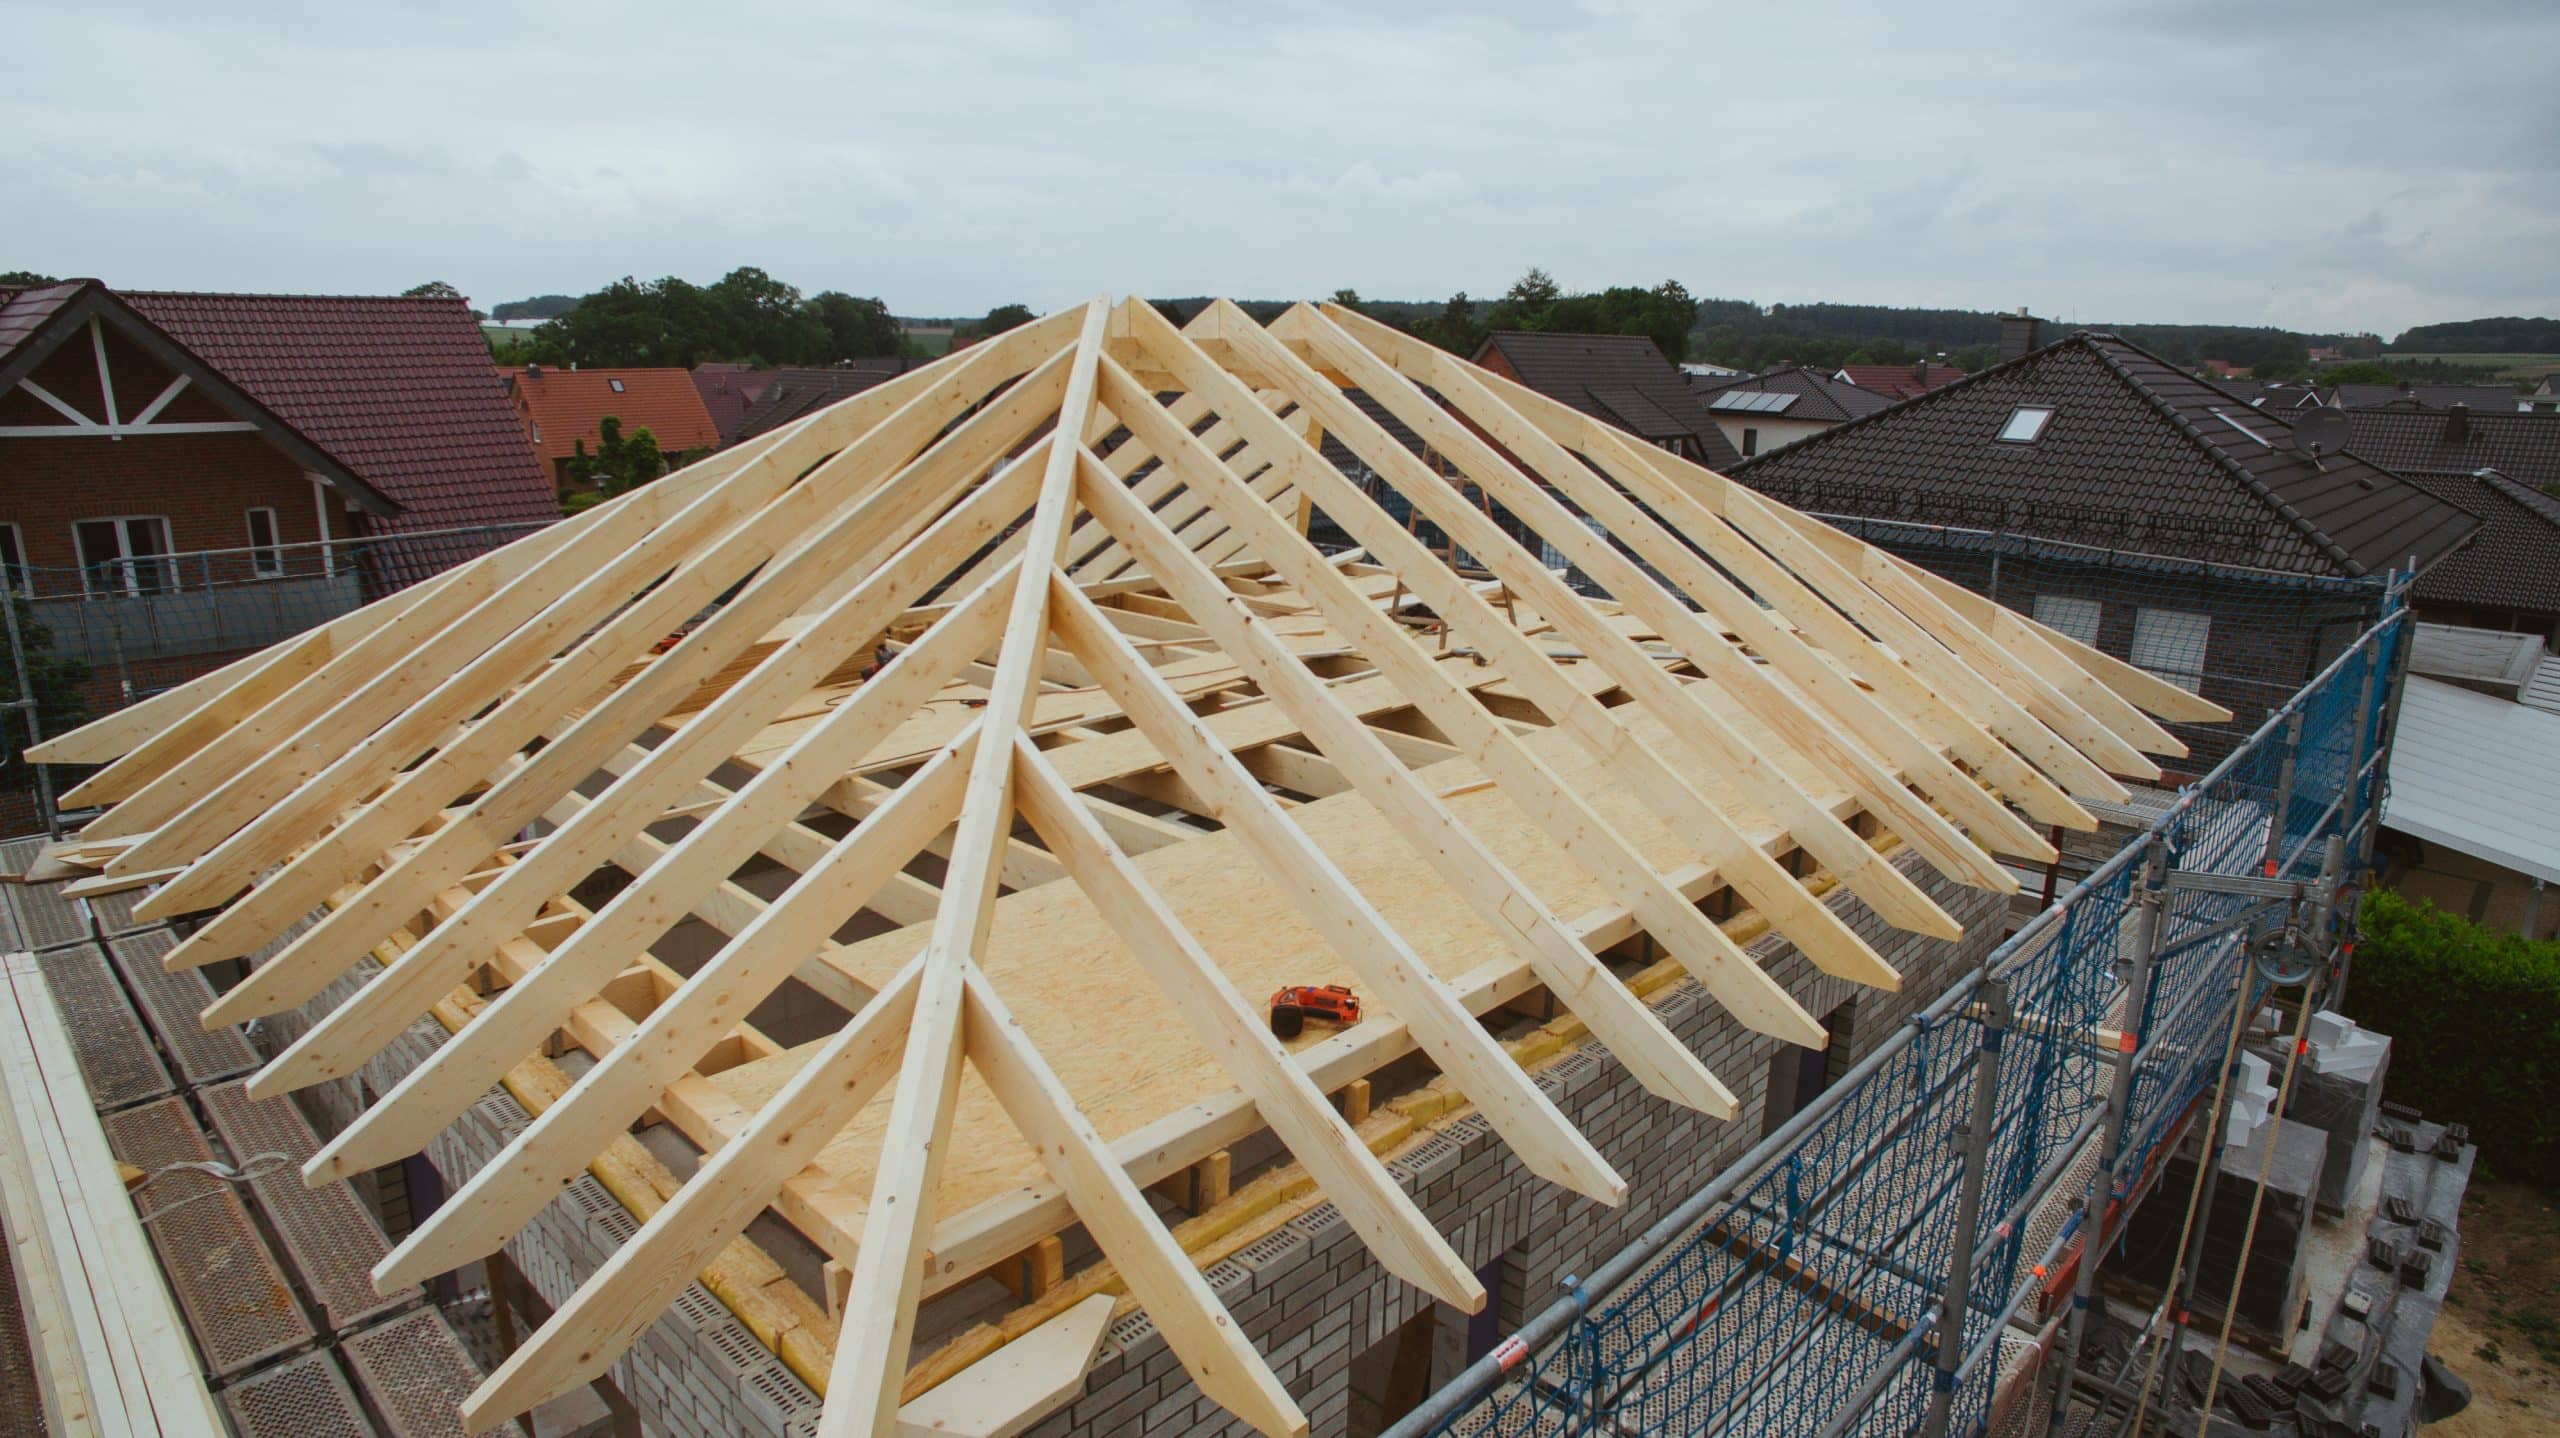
2326, 383, 2524, 412
1735, 331, 2480, 579
1473, 332, 1741, 468
1834, 362, 1967, 402
731, 361, 913, 444
690, 363, 779, 445
1692, 365, 1894, 425
2341, 408, 2560, 494
2339, 408, 2560, 613
2391, 469, 2560, 614
2, 281, 558, 537
503, 366, 722, 462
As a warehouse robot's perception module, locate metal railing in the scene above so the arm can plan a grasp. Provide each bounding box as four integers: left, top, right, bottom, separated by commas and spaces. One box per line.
1388, 583, 2408, 1438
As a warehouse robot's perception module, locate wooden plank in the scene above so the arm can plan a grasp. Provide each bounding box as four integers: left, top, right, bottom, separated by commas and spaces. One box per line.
892, 1292, 1115, 1438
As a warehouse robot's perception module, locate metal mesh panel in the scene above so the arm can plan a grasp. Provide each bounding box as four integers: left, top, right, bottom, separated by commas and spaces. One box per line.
104, 926, 259, 1086
0, 836, 44, 879
342, 1307, 526, 1438
199, 1079, 406, 1334
4, 880, 89, 951
220, 1348, 377, 1438
84, 885, 154, 936
31, 942, 171, 1110
100, 1096, 313, 1378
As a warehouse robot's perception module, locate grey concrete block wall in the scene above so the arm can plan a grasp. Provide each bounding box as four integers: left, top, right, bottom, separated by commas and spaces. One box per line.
253, 843, 1997, 1438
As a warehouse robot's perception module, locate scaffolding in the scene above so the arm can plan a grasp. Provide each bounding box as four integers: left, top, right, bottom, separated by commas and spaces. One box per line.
1388, 585, 2409, 1438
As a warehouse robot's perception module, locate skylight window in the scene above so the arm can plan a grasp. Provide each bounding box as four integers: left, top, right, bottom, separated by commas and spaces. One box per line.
2213, 409, 2271, 447
1997, 406, 2054, 443
608, 378, 626, 393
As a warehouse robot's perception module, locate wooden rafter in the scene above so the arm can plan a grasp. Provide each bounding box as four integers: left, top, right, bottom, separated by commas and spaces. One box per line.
29, 295, 2218, 1438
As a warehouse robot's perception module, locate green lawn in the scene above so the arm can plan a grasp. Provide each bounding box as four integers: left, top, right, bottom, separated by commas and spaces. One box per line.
485, 324, 542, 359
904, 326, 955, 357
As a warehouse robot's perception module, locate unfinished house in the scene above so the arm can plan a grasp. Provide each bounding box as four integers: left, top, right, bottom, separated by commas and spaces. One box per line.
0, 297, 2216, 1437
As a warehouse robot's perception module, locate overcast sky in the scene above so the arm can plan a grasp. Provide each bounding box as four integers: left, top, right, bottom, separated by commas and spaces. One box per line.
10, 2, 2555, 337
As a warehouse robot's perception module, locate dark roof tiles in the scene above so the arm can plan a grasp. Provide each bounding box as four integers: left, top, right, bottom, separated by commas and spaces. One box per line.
1734, 331, 2478, 579
1474, 331, 1741, 467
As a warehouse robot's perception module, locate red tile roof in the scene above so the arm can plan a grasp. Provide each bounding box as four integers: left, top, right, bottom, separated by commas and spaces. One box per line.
1834, 362, 1967, 402
0, 282, 559, 538
503, 366, 722, 463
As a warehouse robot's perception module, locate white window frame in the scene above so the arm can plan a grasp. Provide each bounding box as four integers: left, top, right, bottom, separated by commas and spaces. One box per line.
73, 515, 176, 597
1998, 406, 2054, 443
2130, 606, 2212, 694
245, 507, 282, 578
2032, 594, 2103, 647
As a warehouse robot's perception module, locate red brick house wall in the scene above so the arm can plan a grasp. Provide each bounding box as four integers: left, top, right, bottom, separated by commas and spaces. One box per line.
0, 325, 352, 595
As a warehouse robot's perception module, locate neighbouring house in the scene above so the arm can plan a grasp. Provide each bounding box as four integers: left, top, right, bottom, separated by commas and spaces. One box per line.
2325, 380, 2525, 412
1689, 364, 1892, 457
503, 365, 721, 490
1734, 318, 2480, 758
2202, 359, 2245, 380
1471, 331, 1743, 468
729, 359, 914, 445
2531, 374, 2560, 412
691, 362, 780, 446
2248, 381, 2327, 411
2338, 405, 2560, 639
2378, 641, 2560, 940
1833, 359, 1967, 403
0, 279, 558, 688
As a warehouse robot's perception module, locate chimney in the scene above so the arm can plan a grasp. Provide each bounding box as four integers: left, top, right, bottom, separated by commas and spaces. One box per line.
1913, 359, 1931, 386
1998, 307, 2042, 362
524, 363, 543, 379
2445, 403, 2471, 443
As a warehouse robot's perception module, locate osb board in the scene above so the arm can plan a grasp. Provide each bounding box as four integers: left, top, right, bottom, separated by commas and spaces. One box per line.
706, 673, 1872, 1227
718, 617, 1355, 771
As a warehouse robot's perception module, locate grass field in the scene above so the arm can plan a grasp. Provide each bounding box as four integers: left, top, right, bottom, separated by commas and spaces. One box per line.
484, 324, 541, 359
2380, 352, 2560, 380
903, 325, 955, 357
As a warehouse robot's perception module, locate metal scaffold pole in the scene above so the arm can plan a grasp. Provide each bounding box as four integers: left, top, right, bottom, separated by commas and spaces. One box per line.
1921, 974, 2010, 1438
2044, 834, 2169, 1429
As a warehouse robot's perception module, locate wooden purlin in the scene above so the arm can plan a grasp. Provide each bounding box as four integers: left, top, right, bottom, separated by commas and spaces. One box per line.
24, 295, 2225, 1438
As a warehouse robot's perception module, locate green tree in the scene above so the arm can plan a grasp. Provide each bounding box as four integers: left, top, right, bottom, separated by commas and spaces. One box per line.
968, 303, 1036, 341
809, 291, 903, 359
2318, 360, 2402, 388
0, 270, 58, 287
0, 597, 90, 790
403, 280, 463, 300
562, 416, 670, 510
1411, 292, 1487, 356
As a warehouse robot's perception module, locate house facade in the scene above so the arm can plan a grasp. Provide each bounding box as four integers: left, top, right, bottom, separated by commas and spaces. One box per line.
1735, 325, 2480, 766
0, 281, 558, 692
1689, 364, 1892, 456
503, 365, 722, 488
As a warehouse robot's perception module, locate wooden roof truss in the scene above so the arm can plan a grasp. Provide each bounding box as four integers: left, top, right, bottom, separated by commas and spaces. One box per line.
31, 297, 2223, 1438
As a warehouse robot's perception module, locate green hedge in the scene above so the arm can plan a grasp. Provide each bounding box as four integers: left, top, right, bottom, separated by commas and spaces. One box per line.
2340, 889, 2560, 1182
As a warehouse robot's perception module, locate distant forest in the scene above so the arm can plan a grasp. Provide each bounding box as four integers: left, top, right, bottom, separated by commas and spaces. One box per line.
2388, 316, 2560, 352
477, 269, 2547, 385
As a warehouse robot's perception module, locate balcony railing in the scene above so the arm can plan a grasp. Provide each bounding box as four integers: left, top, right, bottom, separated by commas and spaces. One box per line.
9, 522, 555, 667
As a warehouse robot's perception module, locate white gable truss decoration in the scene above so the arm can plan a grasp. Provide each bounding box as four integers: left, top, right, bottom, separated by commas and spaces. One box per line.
31, 297, 2224, 1438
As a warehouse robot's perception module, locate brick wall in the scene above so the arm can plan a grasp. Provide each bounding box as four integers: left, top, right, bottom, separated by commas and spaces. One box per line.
1, 432, 345, 592
264, 845, 2000, 1438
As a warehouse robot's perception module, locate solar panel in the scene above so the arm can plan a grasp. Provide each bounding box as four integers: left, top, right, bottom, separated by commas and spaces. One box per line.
1710, 390, 1799, 415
